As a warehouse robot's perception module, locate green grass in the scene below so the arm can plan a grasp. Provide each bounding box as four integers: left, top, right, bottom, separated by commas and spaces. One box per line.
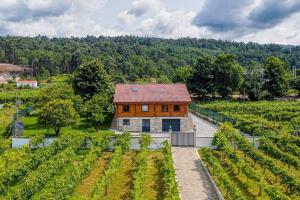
20, 109, 113, 137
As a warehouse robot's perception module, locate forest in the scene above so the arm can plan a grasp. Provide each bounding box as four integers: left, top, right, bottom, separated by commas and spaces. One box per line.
0, 35, 299, 83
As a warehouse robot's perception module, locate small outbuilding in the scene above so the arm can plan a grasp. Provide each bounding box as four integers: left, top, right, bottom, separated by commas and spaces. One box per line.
17, 80, 38, 88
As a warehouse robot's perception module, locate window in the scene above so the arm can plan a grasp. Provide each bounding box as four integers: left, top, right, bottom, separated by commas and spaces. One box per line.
174, 105, 180, 112
123, 119, 130, 125
123, 105, 130, 112
162, 105, 168, 112
142, 104, 148, 112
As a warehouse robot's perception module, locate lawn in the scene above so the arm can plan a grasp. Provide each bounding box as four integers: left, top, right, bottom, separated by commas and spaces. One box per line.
20, 109, 112, 137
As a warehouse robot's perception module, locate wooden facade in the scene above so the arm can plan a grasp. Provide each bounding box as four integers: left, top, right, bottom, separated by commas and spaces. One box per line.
116, 103, 188, 117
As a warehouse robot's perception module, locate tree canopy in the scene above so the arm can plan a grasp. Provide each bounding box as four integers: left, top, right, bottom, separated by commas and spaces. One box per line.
263, 56, 290, 97
72, 59, 113, 100
38, 100, 79, 135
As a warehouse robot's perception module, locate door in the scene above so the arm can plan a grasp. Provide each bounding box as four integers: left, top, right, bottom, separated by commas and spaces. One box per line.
162, 119, 180, 132
142, 119, 150, 132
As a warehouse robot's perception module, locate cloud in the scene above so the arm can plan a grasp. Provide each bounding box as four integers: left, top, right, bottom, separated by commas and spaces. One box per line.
117, 0, 204, 38
192, 0, 253, 32
249, 0, 300, 29
192, 0, 300, 37
0, 0, 71, 22
128, 0, 161, 17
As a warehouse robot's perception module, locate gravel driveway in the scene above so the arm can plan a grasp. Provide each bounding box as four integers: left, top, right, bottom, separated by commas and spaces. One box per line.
172, 147, 218, 200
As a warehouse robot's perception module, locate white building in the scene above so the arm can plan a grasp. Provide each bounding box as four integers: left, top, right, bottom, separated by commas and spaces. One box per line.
16, 80, 38, 88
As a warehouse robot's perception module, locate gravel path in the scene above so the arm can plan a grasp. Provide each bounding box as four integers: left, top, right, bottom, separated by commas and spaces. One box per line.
172, 147, 218, 200
190, 112, 218, 137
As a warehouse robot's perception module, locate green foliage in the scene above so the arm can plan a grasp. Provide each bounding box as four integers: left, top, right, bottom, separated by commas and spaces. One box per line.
173, 66, 193, 83
157, 75, 172, 83
91, 133, 130, 199
30, 134, 111, 200
187, 55, 215, 97
1, 36, 300, 85
0, 139, 11, 154
196, 100, 300, 136
200, 148, 246, 200
30, 134, 45, 148
72, 59, 113, 100
217, 123, 300, 196
161, 141, 180, 200
214, 53, 244, 97
5, 135, 88, 199
188, 53, 243, 98
263, 57, 291, 97
114, 132, 131, 153
38, 100, 79, 135
83, 94, 112, 130
39, 82, 83, 112
242, 62, 264, 100
212, 123, 291, 199
130, 134, 151, 200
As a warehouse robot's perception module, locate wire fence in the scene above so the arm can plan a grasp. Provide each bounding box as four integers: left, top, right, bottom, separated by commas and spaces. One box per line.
12, 106, 32, 137
189, 103, 236, 125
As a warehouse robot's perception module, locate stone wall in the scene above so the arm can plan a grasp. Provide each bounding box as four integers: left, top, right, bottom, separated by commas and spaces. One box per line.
117, 116, 194, 133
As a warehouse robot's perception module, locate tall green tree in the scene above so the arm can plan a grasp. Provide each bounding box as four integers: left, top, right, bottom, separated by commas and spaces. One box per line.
38, 100, 79, 135
263, 56, 290, 97
214, 53, 243, 98
39, 82, 83, 111
83, 94, 112, 130
72, 59, 113, 100
173, 66, 193, 83
187, 56, 215, 98
242, 62, 264, 100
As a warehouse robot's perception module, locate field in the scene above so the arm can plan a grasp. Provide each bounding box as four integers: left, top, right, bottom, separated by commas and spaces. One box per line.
0, 133, 179, 200
192, 101, 300, 200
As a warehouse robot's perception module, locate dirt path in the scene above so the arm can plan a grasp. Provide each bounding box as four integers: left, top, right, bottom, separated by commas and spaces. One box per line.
172, 147, 218, 200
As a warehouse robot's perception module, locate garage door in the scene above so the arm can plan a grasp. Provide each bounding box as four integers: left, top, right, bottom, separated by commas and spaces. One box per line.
162, 119, 180, 132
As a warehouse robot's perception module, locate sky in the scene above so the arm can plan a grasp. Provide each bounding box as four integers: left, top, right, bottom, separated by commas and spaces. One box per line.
0, 0, 300, 45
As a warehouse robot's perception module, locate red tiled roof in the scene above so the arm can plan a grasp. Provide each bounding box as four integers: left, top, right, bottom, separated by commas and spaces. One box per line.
113, 84, 192, 103
17, 80, 37, 83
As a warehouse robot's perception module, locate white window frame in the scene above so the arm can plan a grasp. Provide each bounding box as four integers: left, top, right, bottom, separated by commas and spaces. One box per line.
142, 104, 148, 112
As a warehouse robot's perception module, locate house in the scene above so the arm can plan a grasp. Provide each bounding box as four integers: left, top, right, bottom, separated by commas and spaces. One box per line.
113, 83, 194, 134
17, 80, 38, 88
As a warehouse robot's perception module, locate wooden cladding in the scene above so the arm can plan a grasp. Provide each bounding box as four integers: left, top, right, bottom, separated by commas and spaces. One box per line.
116, 103, 188, 117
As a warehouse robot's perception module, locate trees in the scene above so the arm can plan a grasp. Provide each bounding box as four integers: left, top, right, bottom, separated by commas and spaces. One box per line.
39, 83, 83, 111
214, 53, 243, 98
263, 57, 290, 97
38, 100, 79, 135
187, 56, 215, 97
72, 59, 113, 100
173, 66, 193, 83
188, 54, 243, 98
242, 62, 264, 100
83, 94, 112, 130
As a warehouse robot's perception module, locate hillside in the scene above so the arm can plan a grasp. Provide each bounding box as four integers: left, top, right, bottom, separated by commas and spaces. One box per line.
0, 36, 299, 82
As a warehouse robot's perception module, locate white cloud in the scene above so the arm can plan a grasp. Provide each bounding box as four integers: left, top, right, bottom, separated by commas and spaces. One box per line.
0, 0, 300, 45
